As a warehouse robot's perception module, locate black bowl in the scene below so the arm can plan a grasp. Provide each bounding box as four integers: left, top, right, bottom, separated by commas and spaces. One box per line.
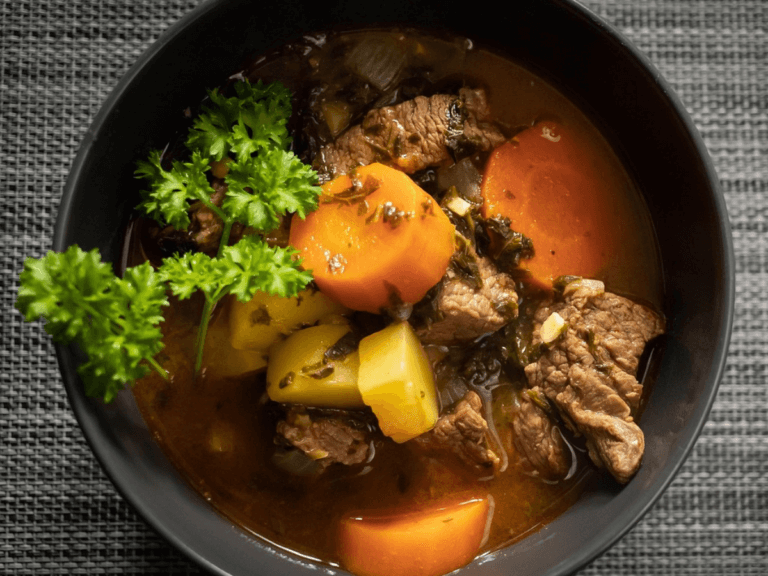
54, 0, 734, 575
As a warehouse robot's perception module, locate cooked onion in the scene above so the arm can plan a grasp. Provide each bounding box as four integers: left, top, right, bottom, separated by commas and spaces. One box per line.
345, 35, 407, 91
436, 158, 483, 202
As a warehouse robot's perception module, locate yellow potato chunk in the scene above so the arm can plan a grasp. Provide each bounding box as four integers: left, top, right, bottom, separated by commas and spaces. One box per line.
357, 322, 438, 443
267, 324, 364, 408
229, 288, 349, 351
203, 316, 267, 378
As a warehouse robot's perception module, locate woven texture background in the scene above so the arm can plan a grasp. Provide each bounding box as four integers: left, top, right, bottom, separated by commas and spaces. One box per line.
1, 0, 765, 574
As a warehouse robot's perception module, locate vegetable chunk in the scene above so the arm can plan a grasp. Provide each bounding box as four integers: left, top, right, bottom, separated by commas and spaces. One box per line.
338, 498, 490, 576
357, 322, 438, 442
289, 163, 455, 313
203, 318, 267, 377
229, 288, 348, 351
481, 121, 621, 287
267, 324, 363, 408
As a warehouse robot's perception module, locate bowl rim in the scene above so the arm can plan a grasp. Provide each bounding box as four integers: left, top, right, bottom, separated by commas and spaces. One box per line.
52, 0, 736, 575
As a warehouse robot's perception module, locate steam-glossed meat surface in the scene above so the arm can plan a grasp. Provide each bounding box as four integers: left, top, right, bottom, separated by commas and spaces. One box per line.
277, 408, 370, 468
524, 281, 664, 483
314, 87, 505, 180
413, 391, 500, 471
507, 388, 571, 481
416, 245, 518, 345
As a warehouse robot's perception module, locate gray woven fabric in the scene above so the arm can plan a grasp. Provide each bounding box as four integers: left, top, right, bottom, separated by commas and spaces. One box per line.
1, 0, 765, 574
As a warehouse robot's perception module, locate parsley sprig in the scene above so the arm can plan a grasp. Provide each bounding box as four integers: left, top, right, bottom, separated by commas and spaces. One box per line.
159, 236, 312, 369
137, 79, 320, 372
16, 246, 168, 402
135, 79, 319, 245
16, 79, 321, 401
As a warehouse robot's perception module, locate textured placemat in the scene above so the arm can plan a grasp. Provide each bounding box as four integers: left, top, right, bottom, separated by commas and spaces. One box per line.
1, 0, 765, 575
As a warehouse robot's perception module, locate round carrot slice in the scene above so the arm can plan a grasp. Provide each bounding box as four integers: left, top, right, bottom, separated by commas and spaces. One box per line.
481, 121, 620, 288
290, 163, 455, 313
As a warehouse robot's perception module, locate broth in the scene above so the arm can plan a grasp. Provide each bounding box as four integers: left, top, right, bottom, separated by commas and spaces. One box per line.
128, 28, 663, 572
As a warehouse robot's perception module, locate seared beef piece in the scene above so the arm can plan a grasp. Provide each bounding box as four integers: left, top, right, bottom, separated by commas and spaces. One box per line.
524, 280, 664, 483
507, 387, 571, 481
277, 408, 369, 468
415, 243, 518, 345
154, 179, 227, 254
314, 87, 505, 180
413, 391, 501, 471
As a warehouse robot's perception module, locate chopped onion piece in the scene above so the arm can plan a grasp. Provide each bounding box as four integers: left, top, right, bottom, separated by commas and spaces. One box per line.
540, 312, 568, 344
321, 100, 351, 137
445, 196, 472, 217
345, 36, 407, 91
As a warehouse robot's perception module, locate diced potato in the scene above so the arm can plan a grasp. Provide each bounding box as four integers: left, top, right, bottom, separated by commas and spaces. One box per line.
267, 324, 364, 408
229, 288, 349, 351
210, 347, 268, 378
357, 322, 438, 443
203, 316, 267, 378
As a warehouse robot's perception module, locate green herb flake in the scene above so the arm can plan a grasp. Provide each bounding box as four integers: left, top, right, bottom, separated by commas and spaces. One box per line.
301, 363, 335, 380
323, 175, 382, 208
380, 202, 412, 229
421, 198, 435, 218
250, 305, 272, 326
324, 331, 361, 363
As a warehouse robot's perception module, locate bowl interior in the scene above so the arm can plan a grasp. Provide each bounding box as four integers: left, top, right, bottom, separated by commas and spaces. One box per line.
54, 1, 734, 575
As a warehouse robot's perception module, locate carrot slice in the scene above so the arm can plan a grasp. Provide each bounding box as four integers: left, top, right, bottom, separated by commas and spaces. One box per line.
338, 498, 490, 576
290, 163, 455, 313
481, 121, 620, 288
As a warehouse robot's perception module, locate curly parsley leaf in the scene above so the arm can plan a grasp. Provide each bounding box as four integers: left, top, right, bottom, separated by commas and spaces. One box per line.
140, 79, 319, 238
157, 251, 219, 301
218, 235, 312, 301
223, 148, 320, 231
159, 235, 311, 305
135, 150, 217, 229
187, 80, 292, 162
16, 246, 169, 403
185, 89, 236, 161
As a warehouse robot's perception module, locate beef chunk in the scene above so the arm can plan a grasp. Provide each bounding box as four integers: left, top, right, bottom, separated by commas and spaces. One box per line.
415, 243, 518, 345
524, 279, 665, 483
314, 87, 505, 180
413, 391, 500, 471
507, 388, 571, 481
277, 408, 369, 468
